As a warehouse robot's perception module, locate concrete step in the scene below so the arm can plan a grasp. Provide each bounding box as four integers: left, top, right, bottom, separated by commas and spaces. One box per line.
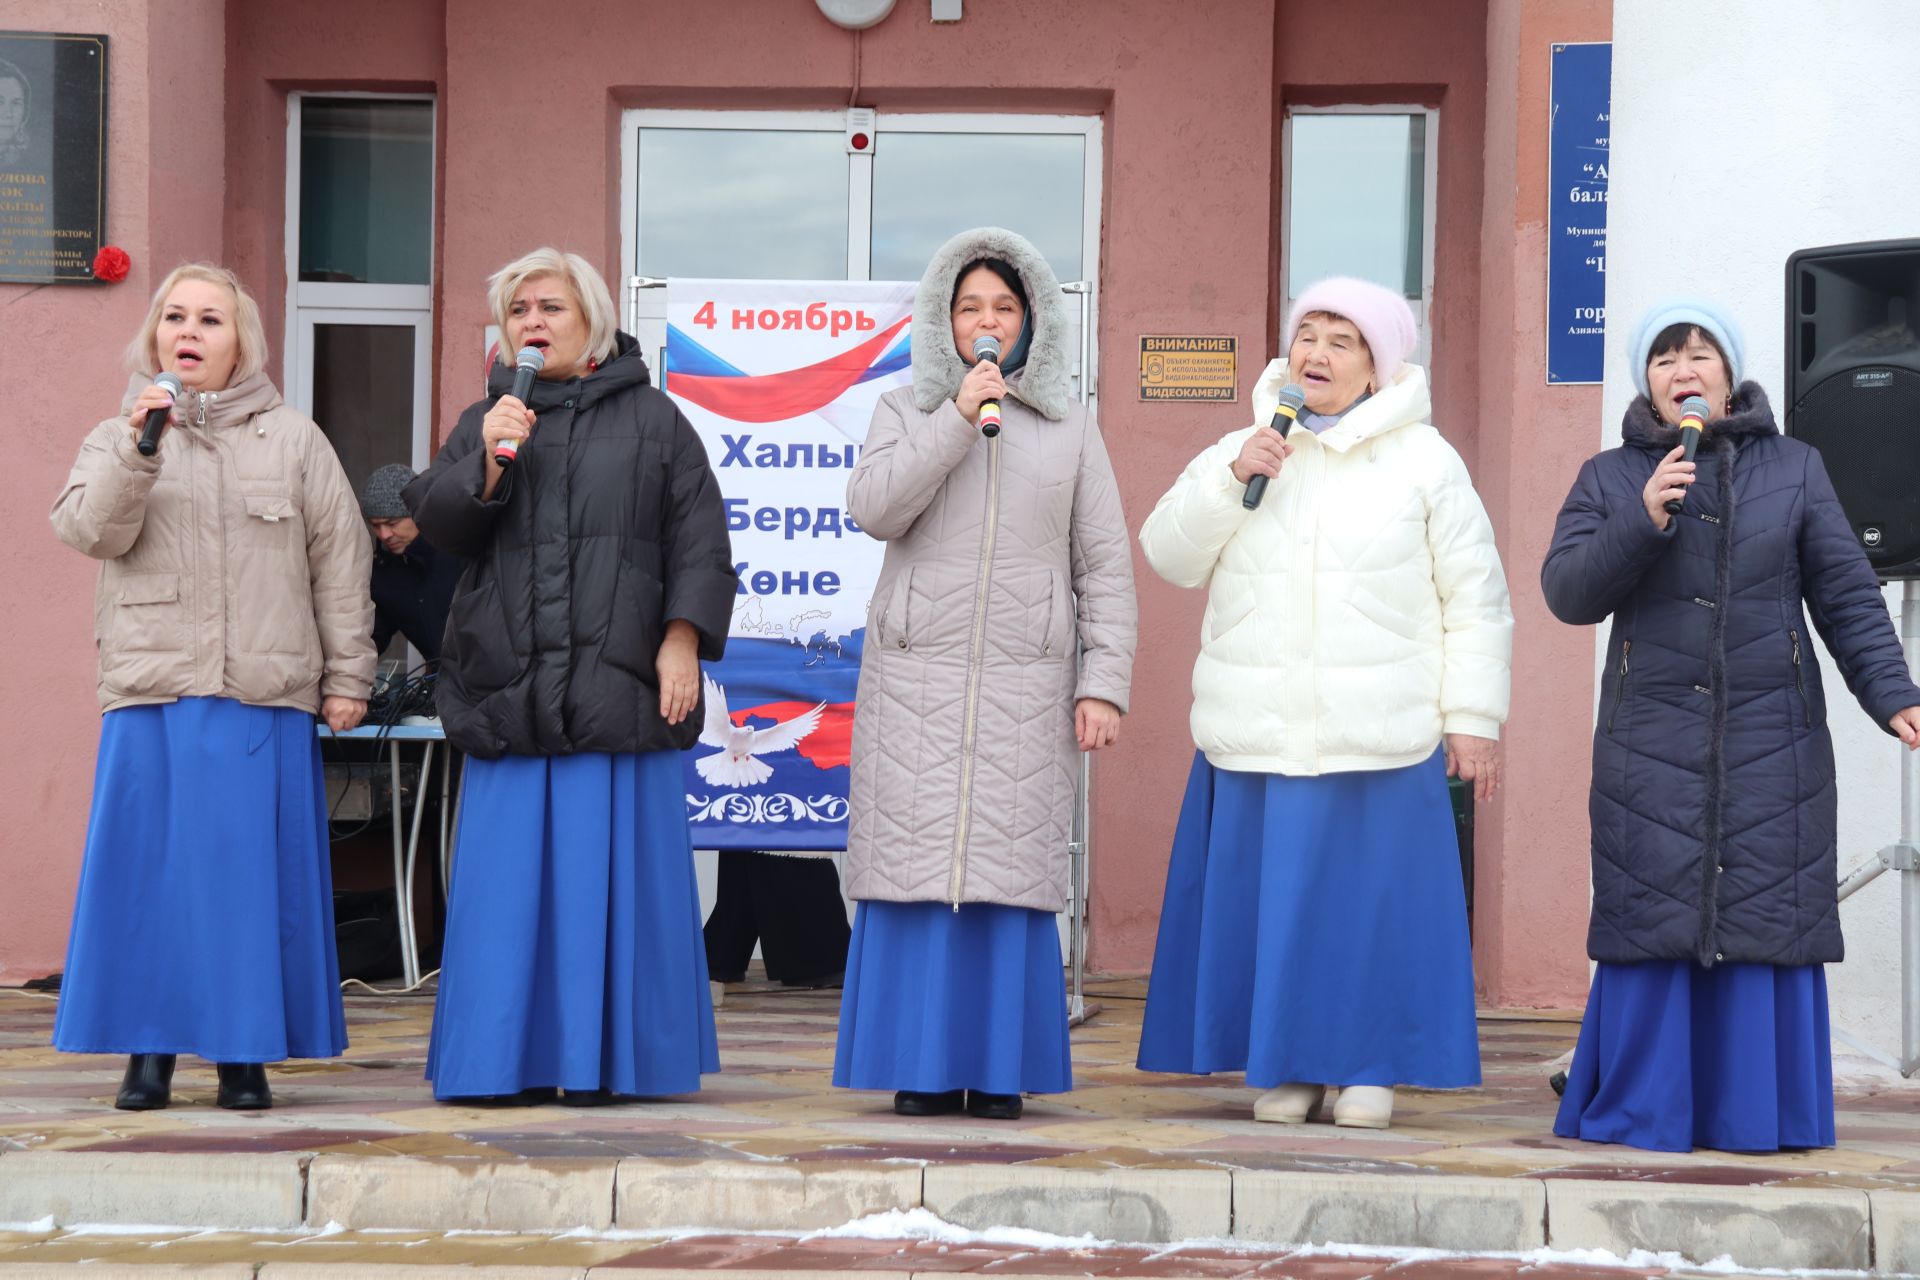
0, 1150, 1903, 1271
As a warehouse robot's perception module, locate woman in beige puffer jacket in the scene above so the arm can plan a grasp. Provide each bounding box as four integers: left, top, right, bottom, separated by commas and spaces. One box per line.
833, 227, 1137, 1121
49, 264, 374, 1115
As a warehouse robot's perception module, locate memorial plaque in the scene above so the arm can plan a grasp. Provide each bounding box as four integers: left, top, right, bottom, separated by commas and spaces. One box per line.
0, 31, 108, 284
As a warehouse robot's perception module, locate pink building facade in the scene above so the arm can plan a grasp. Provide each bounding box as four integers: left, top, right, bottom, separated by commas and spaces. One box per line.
0, 0, 1608, 1009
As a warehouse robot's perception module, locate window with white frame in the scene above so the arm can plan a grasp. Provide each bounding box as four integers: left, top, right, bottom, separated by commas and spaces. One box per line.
284, 94, 435, 490
620, 109, 1101, 408
1281, 105, 1437, 365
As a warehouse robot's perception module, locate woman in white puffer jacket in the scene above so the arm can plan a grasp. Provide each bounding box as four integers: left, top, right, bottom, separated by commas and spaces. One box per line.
1134, 277, 1513, 1131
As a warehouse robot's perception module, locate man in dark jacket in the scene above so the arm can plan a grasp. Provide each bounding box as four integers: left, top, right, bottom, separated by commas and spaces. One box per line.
360, 463, 464, 667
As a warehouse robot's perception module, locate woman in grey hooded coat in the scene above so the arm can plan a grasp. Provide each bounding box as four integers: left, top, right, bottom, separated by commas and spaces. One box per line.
834, 227, 1137, 1120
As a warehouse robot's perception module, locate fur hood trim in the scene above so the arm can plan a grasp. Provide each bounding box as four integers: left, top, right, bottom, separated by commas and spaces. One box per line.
911, 226, 1071, 422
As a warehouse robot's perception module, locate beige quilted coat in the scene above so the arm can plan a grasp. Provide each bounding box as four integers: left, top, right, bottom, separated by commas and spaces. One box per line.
843, 228, 1137, 912
51, 371, 375, 714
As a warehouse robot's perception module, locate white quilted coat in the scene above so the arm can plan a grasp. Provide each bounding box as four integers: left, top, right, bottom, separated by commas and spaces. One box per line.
1140, 359, 1512, 775
842, 228, 1137, 912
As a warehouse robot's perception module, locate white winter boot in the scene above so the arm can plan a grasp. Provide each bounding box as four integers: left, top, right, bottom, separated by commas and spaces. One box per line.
1331, 1084, 1394, 1129
1253, 1082, 1325, 1124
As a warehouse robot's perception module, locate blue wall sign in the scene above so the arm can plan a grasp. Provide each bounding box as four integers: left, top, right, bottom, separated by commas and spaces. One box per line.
1547, 42, 1611, 385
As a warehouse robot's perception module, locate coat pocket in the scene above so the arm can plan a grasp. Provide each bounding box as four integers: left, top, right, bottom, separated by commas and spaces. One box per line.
1789, 630, 1812, 728
605, 567, 665, 680
444, 578, 521, 692
1205, 592, 1255, 647
242, 491, 298, 525
110, 573, 186, 652
1348, 590, 1421, 642
1039, 569, 1067, 659
879, 567, 915, 652
233, 487, 315, 657
1606, 639, 1632, 734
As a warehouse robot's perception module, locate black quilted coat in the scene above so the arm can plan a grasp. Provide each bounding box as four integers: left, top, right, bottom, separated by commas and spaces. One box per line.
1542, 384, 1919, 967
405, 334, 737, 759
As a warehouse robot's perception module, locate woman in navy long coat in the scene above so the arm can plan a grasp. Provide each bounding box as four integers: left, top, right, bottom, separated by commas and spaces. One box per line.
1542, 298, 1920, 1152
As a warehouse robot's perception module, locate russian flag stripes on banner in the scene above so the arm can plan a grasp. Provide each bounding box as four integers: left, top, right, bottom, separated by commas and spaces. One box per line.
662, 279, 916, 850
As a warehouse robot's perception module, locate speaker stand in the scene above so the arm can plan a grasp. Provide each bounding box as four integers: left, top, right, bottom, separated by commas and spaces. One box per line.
1901, 582, 1920, 1076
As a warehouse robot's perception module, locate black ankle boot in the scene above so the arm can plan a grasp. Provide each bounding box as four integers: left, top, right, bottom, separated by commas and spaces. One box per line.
450, 1086, 559, 1108
559, 1087, 621, 1107
892, 1088, 964, 1116
216, 1062, 272, 1110
115, 1054, 176, 1111
966, 1090, 1024, 1120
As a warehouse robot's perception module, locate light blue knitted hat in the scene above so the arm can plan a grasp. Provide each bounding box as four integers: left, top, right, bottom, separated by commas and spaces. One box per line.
1626, 297, 1746, 398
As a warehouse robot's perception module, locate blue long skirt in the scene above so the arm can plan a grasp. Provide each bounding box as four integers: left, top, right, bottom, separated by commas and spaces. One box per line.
1137, 749, 1480, 1088
1553, 960, 1835, 1152
425, 749, 718, 1099
833, 901, 1073, 1095
53, 697, 346, 1061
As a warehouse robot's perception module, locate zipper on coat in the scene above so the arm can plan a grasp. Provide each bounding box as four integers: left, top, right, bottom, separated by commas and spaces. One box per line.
948, 435, 1002, 909
1790, 630, 1810, 727
1607, 640, 1631, 732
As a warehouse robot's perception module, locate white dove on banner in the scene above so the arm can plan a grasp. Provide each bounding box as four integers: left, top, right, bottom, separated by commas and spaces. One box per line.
695, 673, 828, 788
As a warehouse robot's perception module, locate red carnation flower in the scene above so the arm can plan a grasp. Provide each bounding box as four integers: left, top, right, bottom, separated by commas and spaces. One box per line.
92, 245, 131, 283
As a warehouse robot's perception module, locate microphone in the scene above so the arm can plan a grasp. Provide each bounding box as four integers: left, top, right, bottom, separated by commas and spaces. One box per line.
1241, 383, 1308, 510
493, 346, 545, 468
972, 334, 1002, 438
1663, 394, 1711, 515
135, 372, 184, 458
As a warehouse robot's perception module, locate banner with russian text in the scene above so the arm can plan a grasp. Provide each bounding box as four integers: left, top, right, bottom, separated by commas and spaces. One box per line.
664, 279, 916, 850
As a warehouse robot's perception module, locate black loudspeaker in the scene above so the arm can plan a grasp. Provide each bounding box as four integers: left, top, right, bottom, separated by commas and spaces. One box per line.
1785, 239, 1920, 579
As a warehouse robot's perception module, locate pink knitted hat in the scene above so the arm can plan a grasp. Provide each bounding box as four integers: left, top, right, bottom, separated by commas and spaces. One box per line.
1285, 277, 1418, 384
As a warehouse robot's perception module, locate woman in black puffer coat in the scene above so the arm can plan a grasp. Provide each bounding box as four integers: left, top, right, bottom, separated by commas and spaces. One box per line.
406, 248, 736, 1105
1543, 298, 1920, 1153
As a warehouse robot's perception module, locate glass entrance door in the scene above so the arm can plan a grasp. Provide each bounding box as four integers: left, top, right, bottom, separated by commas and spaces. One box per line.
621, 109, 1102, 410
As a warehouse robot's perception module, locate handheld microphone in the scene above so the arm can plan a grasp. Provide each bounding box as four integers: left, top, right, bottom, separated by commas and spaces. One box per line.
135, 372, 184, 458
1241, 383, 1308, 511
493, 346, 545, 468
1662, 394, 1711, 515
972, 334, 1003, 438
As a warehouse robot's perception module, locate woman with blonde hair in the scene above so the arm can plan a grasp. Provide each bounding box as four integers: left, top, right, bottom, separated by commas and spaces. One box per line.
408, 248, 736, 1105
51, 263, 375, 1111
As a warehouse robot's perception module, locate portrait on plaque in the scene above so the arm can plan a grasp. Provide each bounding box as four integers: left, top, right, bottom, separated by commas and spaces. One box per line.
0, 31, 108, 284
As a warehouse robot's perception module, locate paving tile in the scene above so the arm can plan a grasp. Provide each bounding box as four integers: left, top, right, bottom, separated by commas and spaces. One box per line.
258, 1266, 587, 1279
1374, 1260, 1527, 1279
1248, 1253, 1397, 1279
1096, 1247, 1269, 1277
591, 1233, 794, 1269
0, 1266, 256, 1279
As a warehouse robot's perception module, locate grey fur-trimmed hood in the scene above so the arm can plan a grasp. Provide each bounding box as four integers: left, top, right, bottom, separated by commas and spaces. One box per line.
911, 226, 1072, 422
